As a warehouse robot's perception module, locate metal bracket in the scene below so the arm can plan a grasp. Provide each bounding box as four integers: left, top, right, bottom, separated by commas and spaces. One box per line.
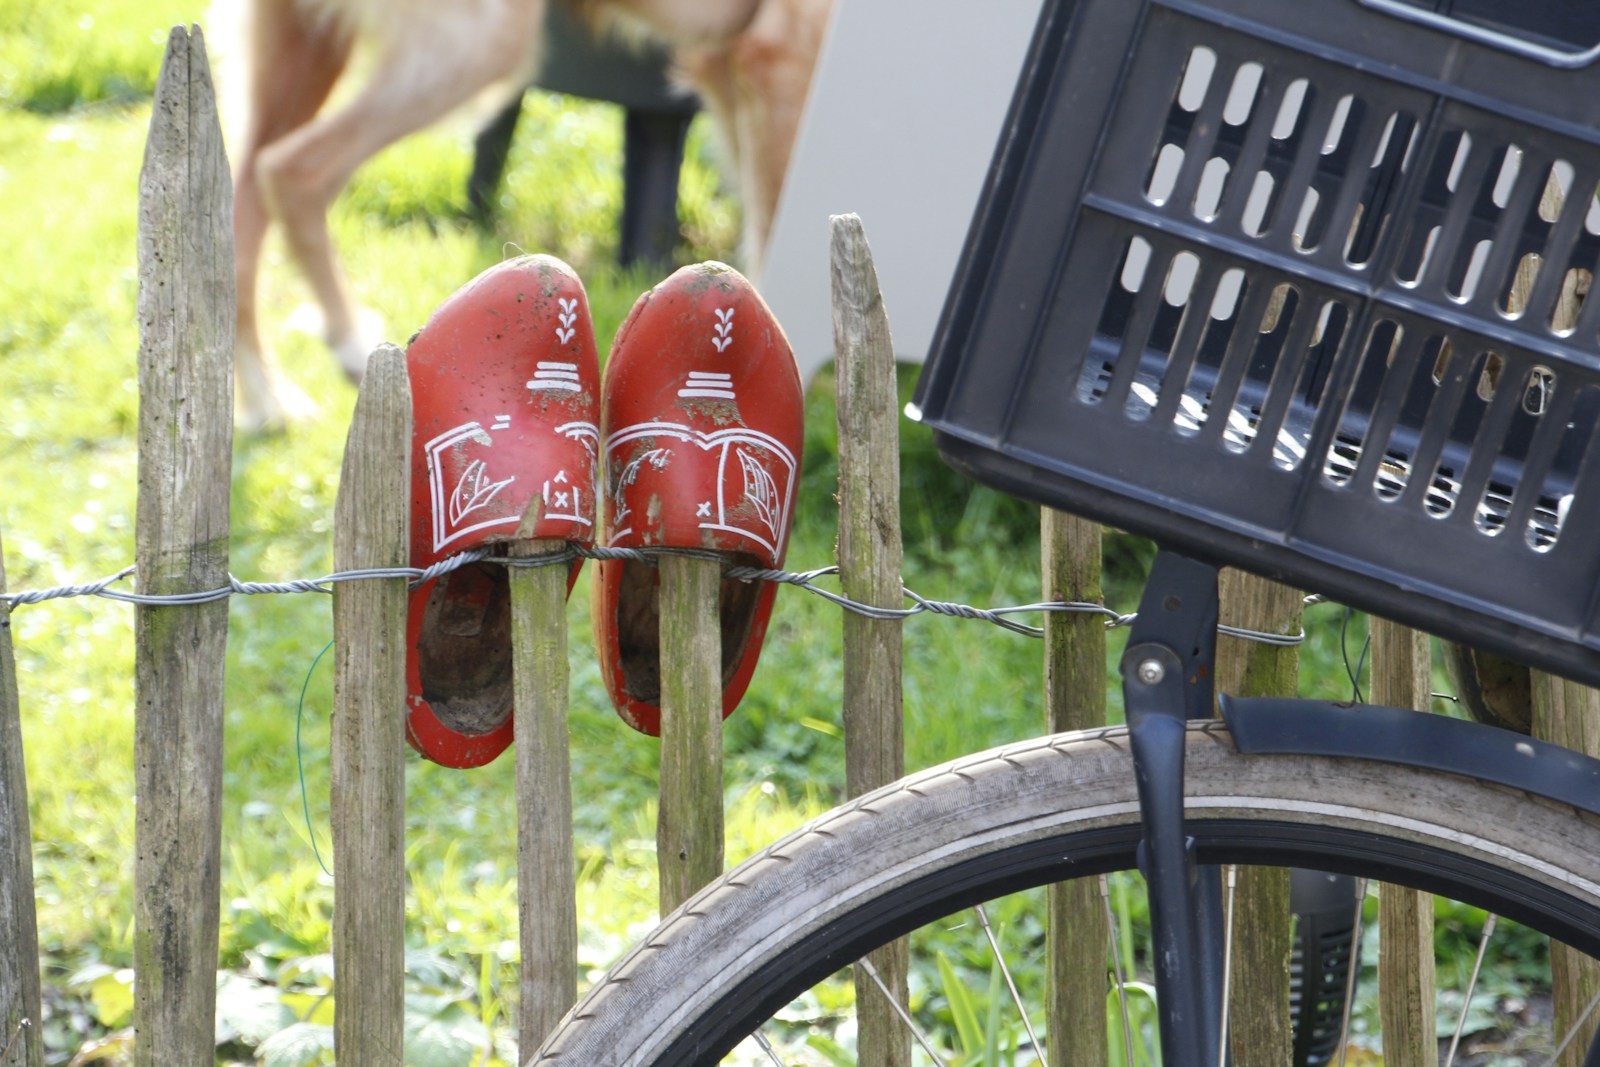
1121, 549, 1224, 1066
1123, 550, 1219, 722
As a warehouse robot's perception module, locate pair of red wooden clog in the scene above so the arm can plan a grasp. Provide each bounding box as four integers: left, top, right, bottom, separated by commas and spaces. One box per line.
404, 255, 803, 768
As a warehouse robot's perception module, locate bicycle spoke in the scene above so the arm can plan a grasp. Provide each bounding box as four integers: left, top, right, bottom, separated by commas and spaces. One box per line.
0, 1020, 27, 1065
1546, 987, 1600, 1066
1334, 878, 1368, 1067
1218, 865, 1238, 1067
858, 955, 949, 1066
1443, 912, 1497, 1067
1102, 874, 1138, 1067
750, 1028, 786, 1066
973, 904, 1048, 1066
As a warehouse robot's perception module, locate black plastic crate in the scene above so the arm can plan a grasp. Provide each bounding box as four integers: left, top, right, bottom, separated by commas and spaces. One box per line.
912, 0, 1600, 685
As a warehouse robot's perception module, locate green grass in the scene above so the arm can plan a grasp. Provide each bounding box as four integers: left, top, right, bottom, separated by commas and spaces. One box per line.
0, 1, 1523, 1064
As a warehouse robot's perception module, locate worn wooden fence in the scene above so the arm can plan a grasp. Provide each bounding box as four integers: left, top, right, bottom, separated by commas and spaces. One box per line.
4, 21, 1600, 1067
1, 541, 42, 1067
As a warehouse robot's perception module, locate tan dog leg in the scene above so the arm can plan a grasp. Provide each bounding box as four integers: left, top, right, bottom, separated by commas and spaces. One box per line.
668, 0, 834, 272
233, 0, 831, 431
234, 0, 353, 431
250, 0, 545, 385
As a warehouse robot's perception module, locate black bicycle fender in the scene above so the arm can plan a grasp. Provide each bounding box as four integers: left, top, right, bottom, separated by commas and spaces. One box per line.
1220, 696, 1600, 820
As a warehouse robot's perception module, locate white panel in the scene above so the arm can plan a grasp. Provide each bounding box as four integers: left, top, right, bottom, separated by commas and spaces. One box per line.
755, 1, 1042, 385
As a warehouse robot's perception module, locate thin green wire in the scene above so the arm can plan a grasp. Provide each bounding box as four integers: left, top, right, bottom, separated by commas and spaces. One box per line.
297, 640, 335, 877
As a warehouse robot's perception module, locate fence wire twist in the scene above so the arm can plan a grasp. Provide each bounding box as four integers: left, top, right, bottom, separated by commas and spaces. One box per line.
0, 545, 1311, 646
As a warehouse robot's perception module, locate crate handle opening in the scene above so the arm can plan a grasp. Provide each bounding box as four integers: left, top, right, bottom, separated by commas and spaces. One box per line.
1356, 0, 1600, 68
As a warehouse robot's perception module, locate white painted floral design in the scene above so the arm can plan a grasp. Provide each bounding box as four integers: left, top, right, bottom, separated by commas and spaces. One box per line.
603, 421, 797, 557
712, 308, 734, 352
612, 447, 672, 530
737, 447, 779, 540
425, 418, 598, 551
450, 459, 514, 527
556, 297, 578, 345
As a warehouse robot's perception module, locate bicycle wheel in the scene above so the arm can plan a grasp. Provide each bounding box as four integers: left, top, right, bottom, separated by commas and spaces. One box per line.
532, 720, 1600, 1065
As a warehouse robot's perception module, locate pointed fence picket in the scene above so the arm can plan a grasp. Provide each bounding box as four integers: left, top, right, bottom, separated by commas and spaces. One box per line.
329, 345, 411, 1066
131, 25, 233, 1067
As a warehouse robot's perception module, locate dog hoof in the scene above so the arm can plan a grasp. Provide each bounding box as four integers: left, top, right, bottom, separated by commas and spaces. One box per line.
334, 307, 388, 383
235, 346, 319, 434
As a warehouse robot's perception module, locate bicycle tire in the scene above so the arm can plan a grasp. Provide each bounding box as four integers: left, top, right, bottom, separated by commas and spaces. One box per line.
532, 720, 1600, 1065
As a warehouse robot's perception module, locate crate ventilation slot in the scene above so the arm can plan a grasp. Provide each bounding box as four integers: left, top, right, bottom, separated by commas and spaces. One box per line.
1144, 43, 1600, 345
1078, 235, 1593, 552
1145, 43, 1420, 267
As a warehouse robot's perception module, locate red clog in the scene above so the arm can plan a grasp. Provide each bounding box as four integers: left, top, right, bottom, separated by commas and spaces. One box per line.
593, 261, 804, 735
405, 255, 600, 767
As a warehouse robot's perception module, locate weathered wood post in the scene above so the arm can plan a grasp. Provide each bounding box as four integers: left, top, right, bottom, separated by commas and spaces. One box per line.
1523, 173, 1600, 1067
331, 344, 411, 1065
1, 530, 43, 1067
1533, 674, 1600, 1066
509, 532, 577, 1051
1215, 571, 1300, 1067
656, 554, 725, 912
132, 25, 234, 1067
1042, 510, 1106, 1063
1370, 618, 1437, 1067
831, 213, 911, 1067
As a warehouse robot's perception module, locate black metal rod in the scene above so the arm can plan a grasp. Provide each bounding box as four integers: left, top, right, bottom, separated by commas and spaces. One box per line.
1127, 658, 1215, 1066
1123, 549, 1225, 1065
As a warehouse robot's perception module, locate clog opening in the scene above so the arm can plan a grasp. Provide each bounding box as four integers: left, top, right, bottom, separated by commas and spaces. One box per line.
416, 561, 513, 735
616, 554, 764, 704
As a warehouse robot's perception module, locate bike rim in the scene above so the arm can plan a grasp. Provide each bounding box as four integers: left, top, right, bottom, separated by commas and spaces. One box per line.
660, 820, 1600, 1065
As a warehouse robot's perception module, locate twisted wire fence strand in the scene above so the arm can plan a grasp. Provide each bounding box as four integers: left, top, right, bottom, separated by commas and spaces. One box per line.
0, 544, 1314, 646
6, 542, 1323, 870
